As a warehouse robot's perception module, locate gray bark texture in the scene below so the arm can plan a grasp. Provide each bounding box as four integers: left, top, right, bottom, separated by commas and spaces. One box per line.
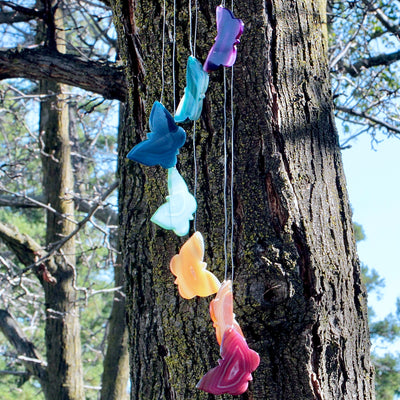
112, 0, 375, 398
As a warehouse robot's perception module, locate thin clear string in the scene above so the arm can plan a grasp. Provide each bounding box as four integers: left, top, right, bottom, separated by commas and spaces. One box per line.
172, 0, 177, 112
188, 0, 198, 58
189, 0, 193, 56
192, 0, 199, 233
223, 68, 228, 282
160, 0, 166, 103
230, 67, 235, 282
193, 121, 197, 231
194, 0, 198, 58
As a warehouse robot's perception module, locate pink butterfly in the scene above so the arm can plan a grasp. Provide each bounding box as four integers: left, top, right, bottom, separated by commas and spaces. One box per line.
196, 328, 260, 395
210, 280, 244, 345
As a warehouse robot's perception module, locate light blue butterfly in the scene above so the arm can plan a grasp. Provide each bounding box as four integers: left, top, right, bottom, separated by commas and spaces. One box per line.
174, 56, 209, 123
151, 167, 197, 236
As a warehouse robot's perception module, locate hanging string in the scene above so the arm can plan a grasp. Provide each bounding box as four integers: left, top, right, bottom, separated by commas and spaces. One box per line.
230, 67, 235, 282
160, 0, 166, 104
172, 0, 177, 112
188, 0, 193, 56
192, 139, 197, 233
230, 0, 237, 283
223, 68, 229, 282
194, 0, 198, 58
187, 0, 198, 58
192, 0, 199, 232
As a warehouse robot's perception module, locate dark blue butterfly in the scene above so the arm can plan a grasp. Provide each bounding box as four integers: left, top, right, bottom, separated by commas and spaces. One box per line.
127, 101, 187, 168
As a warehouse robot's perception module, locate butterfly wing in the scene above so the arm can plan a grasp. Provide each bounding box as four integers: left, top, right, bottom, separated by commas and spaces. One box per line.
127, 102, 186, 168
126, 132, 179, 168
169, 232, 220, 299
151, 169, 197, 236
210, 280, 244, 344
196, 329, 260, 395
203, 6, 244, 71
175, 57, 209, 122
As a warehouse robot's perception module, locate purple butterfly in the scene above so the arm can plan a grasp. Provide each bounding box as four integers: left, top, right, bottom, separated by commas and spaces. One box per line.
203, 6, 244, 72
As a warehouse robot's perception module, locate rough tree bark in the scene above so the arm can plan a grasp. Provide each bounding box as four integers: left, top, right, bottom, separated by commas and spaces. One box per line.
112, 0, 375, 399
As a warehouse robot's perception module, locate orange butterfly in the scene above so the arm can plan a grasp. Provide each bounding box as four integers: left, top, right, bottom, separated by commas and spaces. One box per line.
170, 232, 221, 299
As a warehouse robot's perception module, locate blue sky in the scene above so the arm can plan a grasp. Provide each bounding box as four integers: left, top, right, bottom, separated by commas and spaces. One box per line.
340, 132, 400, 344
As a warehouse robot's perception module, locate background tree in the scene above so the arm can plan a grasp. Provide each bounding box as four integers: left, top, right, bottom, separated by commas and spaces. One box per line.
0, 1, 128, 399
329, 0, 400, 145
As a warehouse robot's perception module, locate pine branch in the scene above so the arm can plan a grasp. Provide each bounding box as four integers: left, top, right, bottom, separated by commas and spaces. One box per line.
0, 46, 127, 101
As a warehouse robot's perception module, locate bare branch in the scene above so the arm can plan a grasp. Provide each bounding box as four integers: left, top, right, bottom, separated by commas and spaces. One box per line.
0, 1, 44, 23
0, 221, 42, 267
4, 181, 119, 277
0, 184, 118, 226
0, 11, 36, 24
0, 369, 29, 376
362, 0, 400, 39
336, 105, 400, 135
45, 181, 119, 255
344, 50, 400, 77
0, 186, 77, 224
0, 309, 48, 383
74, 195, 118, 226
0, 46, 127, 101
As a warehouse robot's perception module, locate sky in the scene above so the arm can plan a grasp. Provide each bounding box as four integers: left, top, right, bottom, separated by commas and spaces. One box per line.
340, 130, 400, 352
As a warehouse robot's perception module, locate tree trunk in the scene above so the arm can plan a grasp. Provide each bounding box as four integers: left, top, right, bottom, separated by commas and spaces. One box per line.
38, 3, 84, 399
112, 0, 375, 398
100, 106, 130, 400
100, 251, 130, 400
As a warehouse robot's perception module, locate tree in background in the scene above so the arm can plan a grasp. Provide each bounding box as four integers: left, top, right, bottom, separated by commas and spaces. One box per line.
355, 223, 400, 400
0, 0, 399, 399
0, 1, 127, 399
329, 0, 400, 145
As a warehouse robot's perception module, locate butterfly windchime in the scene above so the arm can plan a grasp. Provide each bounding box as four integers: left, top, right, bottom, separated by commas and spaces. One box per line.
127, 4, 260, 395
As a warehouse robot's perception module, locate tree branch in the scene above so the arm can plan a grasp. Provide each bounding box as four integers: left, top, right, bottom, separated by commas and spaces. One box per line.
361, 0, 400, 39
0, 222, 42, 267
0, 1, 44, 22
336, 105, 400, 135
0, 46, 127, 101
0, 11, 36, 24
344, 50, 400, 77
0, 309, 48, 383
44, 181, 119, 256
0, 191, 118, 226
